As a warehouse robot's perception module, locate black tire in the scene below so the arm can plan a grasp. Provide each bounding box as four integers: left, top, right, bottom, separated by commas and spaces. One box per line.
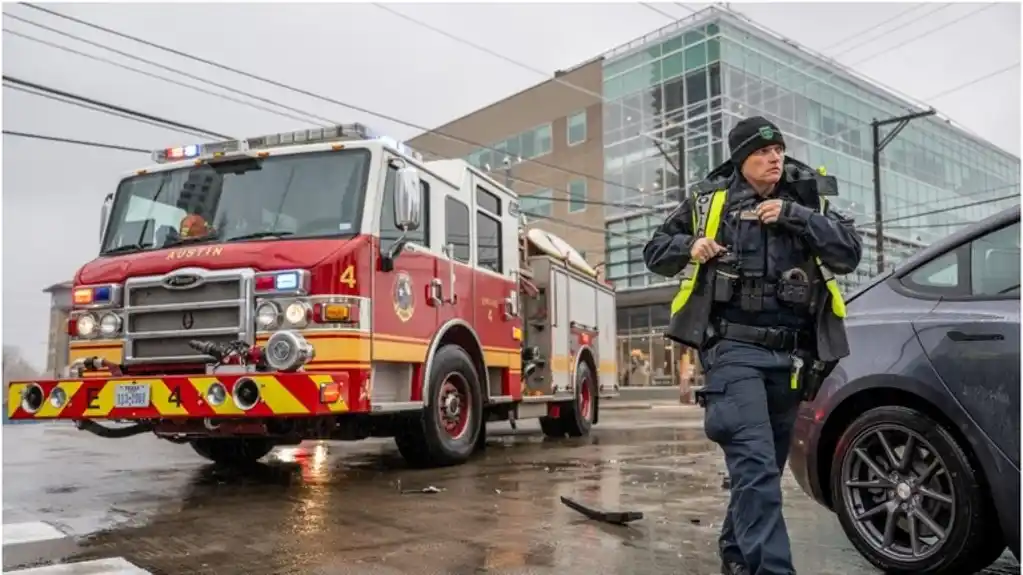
830, 406, 1002, 574
539, 360, 596, 438
190, 437, 275, 465
394, 344, 483, 468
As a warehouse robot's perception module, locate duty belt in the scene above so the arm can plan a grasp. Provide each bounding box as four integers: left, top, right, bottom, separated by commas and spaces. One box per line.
714, 319, 802, 351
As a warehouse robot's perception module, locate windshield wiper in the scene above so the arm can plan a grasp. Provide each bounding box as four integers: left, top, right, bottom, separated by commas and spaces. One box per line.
102, 242, 152, 255
162, 235, 218, 249
225, 231, 295, 242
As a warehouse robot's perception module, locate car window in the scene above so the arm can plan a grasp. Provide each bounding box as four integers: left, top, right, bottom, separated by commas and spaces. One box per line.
971, 222, 1020, 297
904, 250, 962, 293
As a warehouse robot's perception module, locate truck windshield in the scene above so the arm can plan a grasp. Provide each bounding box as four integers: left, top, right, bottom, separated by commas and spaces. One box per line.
101, 149, 370, 255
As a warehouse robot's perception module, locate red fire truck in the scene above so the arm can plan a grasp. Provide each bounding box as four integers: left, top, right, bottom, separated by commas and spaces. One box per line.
9, 124, 619, 467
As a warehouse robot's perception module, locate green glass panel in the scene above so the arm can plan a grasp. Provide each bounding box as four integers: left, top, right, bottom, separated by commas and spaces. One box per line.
707, 38, 720, 62
604, 76, 623, 100
706, 22, 720, 35
684, 30, 705, 46
684, 42, 707, 71
622, 67, 648, 95
645, 61, 662, 86
662, 35, 683, 54
662, 52, 684, 80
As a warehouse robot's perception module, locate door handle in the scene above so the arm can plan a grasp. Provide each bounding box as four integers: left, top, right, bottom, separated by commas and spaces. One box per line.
947, 330, 1004, 342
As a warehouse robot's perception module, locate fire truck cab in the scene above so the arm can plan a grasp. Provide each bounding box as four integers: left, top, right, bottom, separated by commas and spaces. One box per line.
9, 123, 619, 468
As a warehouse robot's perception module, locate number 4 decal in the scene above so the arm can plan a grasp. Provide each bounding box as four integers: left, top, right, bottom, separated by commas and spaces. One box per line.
168, 386, 182, 407
340, 264, 357, 289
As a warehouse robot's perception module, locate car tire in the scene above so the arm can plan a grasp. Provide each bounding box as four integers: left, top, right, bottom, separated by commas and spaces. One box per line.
394, 344, 483, 468
830, 406, 1003, 574
190, 437, 275, 465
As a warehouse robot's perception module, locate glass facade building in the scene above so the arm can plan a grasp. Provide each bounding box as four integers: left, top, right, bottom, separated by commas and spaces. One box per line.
601, 9, 1021, 294
599, 8, 1019, 387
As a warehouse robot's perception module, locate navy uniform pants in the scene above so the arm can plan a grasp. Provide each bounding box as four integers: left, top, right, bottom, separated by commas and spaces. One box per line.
699, 339, 801, 575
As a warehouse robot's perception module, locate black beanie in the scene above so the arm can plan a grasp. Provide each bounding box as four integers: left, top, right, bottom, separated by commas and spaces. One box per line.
729, 116, 786, 168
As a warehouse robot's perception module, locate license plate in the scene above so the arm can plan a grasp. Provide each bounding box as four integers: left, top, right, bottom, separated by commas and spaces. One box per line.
114, 383, 151, 408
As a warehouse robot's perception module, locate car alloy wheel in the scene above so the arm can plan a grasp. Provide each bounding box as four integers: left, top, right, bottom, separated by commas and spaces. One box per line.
840, 423, 955, 562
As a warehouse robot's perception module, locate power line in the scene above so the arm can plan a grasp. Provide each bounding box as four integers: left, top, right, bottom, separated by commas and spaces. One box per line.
822, 3, 935, 52
2, 26, 328, 128
926, 61, 1020, 102
856, 192, 1019, 230
15, 4, 630, 196
2, 11, 338, 127
3, 74, 230, 140
641, 3, 683, 20
3, 82, 213, 140
2, 130, 150, 153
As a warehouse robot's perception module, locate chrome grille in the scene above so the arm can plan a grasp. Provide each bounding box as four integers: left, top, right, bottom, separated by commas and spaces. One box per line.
123, 268, 254, 364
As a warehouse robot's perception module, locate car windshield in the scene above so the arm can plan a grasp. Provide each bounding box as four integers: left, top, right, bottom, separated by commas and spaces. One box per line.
101, 149, 370, 254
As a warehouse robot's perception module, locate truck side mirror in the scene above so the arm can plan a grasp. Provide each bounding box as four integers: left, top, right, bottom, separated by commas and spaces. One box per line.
381, 164, 422, 273
394, 166, 422, 232
99, 193, 113, 244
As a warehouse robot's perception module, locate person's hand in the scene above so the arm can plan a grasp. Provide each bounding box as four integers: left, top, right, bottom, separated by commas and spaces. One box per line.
755, 199, 785, 224
690, 237, 726, 264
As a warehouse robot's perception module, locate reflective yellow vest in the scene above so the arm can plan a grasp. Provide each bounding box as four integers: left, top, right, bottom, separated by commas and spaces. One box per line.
669, 189, 847, 320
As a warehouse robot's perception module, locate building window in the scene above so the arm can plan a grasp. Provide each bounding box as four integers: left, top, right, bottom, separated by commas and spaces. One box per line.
476, 211, 502, 273
381, 167, 429, 252
567, 110, 587, 146
568, 179, 587, 213
445, 197, 471, 263
521, 188, 553, 217
535, 124, 553, 156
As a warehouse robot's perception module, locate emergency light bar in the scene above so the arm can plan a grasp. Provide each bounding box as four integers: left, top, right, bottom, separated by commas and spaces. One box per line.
151, 123, 423, 164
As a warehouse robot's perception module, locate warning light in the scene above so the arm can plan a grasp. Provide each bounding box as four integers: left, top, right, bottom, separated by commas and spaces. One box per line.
254, 270, 305, 294
319, 382, 341, 404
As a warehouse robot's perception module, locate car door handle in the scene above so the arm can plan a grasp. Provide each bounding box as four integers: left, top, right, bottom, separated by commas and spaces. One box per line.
947, 331, 1004, 342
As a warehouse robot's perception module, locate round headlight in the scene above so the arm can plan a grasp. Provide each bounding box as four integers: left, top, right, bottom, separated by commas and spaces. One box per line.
284, 302, 309, 327
256, 302, 280, 330
76, 313, 98, 338
206, 382, 227, 406
49, 387, 68, 409
99, 313, 122, 337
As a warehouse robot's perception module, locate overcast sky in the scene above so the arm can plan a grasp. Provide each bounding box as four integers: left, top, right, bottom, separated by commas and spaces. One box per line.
2, 2, 1020, 369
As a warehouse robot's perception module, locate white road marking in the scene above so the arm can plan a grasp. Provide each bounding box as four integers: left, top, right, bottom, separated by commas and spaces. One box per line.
4, 557, 151, 574
2, 522, 68, 546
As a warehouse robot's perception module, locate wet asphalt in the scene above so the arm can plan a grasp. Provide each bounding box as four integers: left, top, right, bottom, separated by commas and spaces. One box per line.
3, 407, 1019, 575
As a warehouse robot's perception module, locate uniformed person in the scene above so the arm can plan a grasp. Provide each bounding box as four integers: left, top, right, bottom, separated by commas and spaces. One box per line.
643, 116, 862, 575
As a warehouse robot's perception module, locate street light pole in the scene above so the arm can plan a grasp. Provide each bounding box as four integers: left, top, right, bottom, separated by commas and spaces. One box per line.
871, 108, 936, 274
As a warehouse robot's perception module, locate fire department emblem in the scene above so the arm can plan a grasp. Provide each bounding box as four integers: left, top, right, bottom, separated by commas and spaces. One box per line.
393, 272, 415, 323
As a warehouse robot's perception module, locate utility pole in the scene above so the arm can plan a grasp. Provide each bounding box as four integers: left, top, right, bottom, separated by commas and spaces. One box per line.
871, 109, 935, 274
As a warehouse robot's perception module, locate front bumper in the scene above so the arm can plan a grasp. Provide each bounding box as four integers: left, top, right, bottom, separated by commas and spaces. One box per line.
7, 370, 368, 421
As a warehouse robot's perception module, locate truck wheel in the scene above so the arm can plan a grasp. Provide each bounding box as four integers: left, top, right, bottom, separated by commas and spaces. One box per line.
190, 437, 275, 466
830, 406, 1003, 575
395, 344, 483, 468
540, 361, 596, 438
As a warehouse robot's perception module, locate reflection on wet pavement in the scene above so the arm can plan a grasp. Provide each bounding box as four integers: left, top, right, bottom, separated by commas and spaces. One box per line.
3, 411, 1018, 574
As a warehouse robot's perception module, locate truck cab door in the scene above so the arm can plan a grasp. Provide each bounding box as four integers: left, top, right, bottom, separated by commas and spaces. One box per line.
372, 160, 437, 385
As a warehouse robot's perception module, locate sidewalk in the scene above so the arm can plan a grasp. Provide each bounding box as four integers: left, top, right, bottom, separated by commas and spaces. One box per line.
601, 399, 700, 413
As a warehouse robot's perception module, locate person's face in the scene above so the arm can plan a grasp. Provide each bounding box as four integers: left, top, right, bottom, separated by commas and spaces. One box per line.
741, 144, 785, 186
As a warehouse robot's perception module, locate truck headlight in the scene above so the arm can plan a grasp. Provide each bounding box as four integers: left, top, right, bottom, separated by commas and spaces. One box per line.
256, 302, 281, 330
99, 313, 122, 337
284, 301, 310, 328
76, 313, 98, 338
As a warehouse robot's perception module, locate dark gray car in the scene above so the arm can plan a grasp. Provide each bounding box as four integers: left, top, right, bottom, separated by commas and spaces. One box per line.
789, 204, 1020, 574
